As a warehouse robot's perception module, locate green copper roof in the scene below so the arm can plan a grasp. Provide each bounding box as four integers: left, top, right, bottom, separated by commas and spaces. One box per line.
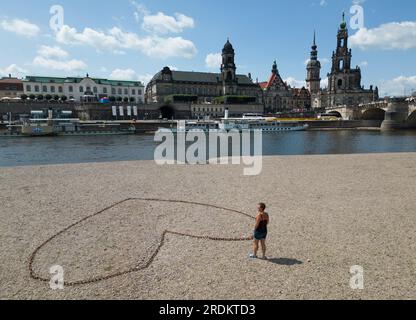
340, 12, 347, 29
22, 76, 143, 87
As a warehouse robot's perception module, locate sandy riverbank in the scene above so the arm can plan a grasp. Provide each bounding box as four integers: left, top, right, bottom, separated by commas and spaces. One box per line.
1, 153, 415, 299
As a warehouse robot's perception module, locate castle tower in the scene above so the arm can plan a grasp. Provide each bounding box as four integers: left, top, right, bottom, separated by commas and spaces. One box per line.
221, 39, 237, 95
306, 31, 321, 95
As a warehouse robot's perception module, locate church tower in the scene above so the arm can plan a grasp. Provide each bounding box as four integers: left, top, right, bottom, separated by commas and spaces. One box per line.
328, 12, 361, 93
306, 31, 321, 95
331, 13, 352, 74
221, 39, 237, 95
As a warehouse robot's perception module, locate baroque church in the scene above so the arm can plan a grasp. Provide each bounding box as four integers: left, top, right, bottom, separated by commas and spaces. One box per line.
145, 40, 263, 106
307, 13, 378, 109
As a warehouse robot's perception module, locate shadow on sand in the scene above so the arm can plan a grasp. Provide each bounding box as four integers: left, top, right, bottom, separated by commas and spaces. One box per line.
267, 258, 303, 266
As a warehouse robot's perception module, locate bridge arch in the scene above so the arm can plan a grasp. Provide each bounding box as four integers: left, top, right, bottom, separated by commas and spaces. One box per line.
407, 110, 416, 126
327, 111, 342, 118
362, 108, 386, 121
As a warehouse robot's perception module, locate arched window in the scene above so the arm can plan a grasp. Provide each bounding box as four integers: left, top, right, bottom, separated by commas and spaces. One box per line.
58, 86, 63, 93
69, 86, 73, 93
79, 86, 84, 93
337, 79, 343, 87
51, 86, 55, 93
93, 87, 97, 93
338, 60, 344, 70
103, 87, 107, 94
35, 85, 39, 92
42, 86, 48, 92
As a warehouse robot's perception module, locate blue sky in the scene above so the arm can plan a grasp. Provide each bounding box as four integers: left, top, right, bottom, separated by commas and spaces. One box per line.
1, 0, 416, 96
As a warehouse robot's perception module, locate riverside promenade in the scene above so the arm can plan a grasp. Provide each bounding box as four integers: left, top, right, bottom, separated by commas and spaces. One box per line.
0, 153, 415, 299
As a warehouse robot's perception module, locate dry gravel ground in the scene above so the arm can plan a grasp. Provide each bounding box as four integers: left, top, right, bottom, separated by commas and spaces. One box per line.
0, 153, 415, 300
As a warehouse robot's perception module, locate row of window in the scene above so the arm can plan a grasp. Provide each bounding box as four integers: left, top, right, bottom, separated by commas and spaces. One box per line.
26, 85, 143, 96
159, 87, 257, 96
192, 107, 224, 113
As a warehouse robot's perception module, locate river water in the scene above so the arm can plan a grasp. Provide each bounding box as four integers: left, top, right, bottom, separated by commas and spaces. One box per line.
1, 130, 416, 167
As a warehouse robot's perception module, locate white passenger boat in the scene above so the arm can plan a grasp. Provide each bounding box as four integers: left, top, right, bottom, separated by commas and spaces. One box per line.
21, 120, 55, 136
218, 118, 309, 132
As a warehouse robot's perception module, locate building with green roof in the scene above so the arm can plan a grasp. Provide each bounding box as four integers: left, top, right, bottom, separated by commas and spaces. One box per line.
23, 74, 144, 103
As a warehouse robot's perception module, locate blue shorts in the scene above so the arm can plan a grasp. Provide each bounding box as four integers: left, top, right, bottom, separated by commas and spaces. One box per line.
254, 231, 267, 240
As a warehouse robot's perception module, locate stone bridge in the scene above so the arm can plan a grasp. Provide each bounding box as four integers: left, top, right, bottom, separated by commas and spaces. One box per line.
325, 98, 416, 129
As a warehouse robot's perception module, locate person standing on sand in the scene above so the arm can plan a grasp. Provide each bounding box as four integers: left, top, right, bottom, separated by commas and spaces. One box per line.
249, 203, 269, 260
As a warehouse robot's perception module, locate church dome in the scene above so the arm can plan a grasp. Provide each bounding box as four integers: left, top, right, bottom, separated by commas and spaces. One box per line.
307, 59, 321, 68
222, 39, 234, 54
340, 12, 347, 30
162, 66, 172, 75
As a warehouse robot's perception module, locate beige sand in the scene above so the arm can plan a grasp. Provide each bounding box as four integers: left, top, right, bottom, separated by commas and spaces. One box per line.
0, 153, 415, 300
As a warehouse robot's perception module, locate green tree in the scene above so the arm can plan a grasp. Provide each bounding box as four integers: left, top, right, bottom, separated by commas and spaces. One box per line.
37, 95, 44, 101
129, 97, 136, 102
45, 94, 52, 101
20, 94, 28, 100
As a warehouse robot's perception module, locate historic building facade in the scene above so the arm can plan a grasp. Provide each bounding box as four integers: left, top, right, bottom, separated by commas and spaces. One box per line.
309, 14, 378, 109
145, 40, 263, 106
260, 61, 311, 112
0, 75, 24, 99
22, 75, 145, 103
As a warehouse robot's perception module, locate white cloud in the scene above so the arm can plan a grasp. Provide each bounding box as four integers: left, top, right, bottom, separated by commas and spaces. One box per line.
131, 0, 150, 23
37, 45, 69, 59
33, 56, 87, 72
320, 0, 328, 6
284, 77, 306, 88
0, 64, 28, 77
205, 53, 222, 69
350, 21, 416, 50
131, 1, 194, 35
142, 12, 194, 34
0, 18, 40, 37
33, 45, 87, 72
55, 25, 197, 59
109, 68, 137, 80
379, 75, 416, 97
138, 73, 154, 85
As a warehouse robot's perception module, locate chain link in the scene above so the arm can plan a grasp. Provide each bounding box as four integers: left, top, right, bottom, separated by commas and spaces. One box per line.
29, 198, 255, 287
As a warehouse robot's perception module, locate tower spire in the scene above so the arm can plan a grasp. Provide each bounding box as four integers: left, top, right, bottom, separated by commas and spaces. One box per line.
340, 11, 347, 29
306, 30, 321, 95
